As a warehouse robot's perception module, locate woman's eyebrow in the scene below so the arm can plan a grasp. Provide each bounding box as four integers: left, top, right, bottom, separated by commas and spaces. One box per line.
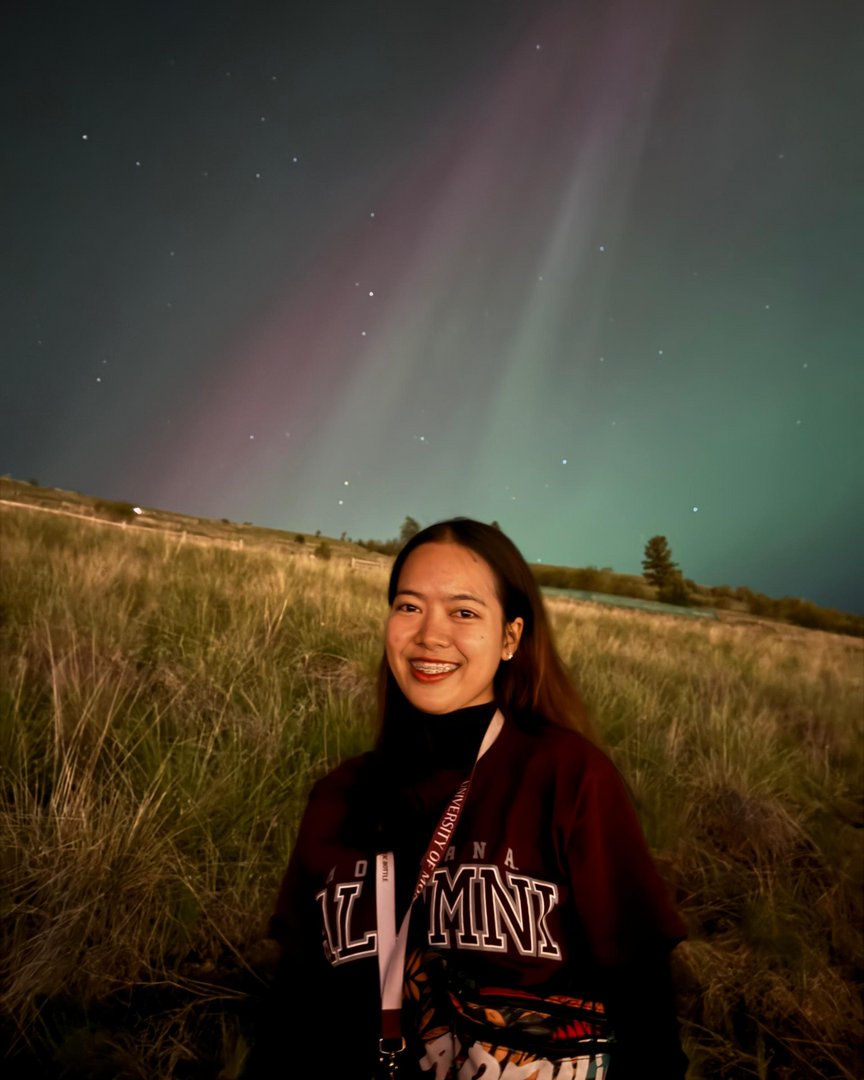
394, 588, 487, 606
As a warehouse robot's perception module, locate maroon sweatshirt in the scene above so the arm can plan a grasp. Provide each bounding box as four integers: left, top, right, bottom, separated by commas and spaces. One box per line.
252, 704, 687, 1078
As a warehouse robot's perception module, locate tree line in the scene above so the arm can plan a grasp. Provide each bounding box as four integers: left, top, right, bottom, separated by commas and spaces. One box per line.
357, 522, 862, 638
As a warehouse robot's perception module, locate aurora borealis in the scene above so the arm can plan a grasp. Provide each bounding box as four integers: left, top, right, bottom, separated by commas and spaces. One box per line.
3, 0, 862, 611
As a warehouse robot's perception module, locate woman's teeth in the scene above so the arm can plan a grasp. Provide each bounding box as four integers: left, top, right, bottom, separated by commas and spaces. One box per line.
410, 661, 459, 674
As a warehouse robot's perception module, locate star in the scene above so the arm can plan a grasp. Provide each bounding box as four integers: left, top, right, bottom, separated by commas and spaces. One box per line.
81, 134, 89, 141
692, 506, 699, 512
368, 291, 374, 297
561, 458, 568, 465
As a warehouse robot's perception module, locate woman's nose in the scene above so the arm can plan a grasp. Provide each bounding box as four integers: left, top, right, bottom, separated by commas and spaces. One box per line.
415, 608, 449, 648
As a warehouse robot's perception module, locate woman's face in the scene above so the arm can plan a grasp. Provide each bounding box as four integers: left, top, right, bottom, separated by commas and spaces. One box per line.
386, 541, 523, 715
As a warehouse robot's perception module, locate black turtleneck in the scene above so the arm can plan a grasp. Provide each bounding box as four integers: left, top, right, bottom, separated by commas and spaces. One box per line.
390, 698, 499, 772
356, 699, 500, 885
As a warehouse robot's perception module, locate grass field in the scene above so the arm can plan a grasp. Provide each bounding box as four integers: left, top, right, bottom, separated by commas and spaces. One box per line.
1, 499, 862, 1078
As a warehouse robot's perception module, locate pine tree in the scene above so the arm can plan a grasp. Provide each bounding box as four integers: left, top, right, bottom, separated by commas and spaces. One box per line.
399, 516, 421, 544
641, 535, 678, 589
642, 536, 691, 605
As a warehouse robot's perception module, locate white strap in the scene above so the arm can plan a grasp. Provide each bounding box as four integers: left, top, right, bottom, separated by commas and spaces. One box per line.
477, 708, 504, 759
377, 852, 410, 1011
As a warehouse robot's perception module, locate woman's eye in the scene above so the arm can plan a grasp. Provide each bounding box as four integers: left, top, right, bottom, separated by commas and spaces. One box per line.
396, 602, 419, 613
454, 609, 478, 619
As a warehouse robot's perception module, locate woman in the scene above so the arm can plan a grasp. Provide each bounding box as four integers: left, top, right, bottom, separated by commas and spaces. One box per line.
250, 519, 687, 1078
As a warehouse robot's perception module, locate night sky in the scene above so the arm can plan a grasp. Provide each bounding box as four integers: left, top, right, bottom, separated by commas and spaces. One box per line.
3, 0, 862, 612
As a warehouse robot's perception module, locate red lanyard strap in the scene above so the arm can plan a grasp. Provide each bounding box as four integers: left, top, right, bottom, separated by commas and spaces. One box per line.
376, 709, 504, 1060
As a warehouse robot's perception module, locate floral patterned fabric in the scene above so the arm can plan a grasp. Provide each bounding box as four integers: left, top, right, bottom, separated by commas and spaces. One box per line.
406, 948, 612, 1079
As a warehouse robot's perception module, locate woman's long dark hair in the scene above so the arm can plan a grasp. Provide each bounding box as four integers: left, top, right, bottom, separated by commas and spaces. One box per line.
376, 518, 595, 743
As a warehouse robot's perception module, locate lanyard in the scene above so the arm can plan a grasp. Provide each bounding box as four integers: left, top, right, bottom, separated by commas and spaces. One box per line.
375, 708, 504, 1050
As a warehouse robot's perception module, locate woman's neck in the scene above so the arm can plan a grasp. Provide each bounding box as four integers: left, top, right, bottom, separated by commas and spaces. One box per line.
397, 699, 498, 771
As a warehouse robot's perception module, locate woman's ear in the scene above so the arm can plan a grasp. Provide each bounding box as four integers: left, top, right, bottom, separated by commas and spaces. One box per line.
502, 617, 524, 659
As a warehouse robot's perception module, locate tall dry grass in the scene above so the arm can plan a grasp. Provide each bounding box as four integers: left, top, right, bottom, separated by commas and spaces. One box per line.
550, 600, 863, 1078
1, 506, 862, 1077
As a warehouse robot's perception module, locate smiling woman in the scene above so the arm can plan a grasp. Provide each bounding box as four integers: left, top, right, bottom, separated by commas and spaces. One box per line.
386, 541, 523, 714
248, 519, 688, 1079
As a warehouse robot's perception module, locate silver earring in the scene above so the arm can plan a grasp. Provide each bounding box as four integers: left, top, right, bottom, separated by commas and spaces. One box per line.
506, 651, 514, 661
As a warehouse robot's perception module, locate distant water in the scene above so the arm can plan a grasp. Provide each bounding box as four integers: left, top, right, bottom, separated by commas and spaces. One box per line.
541, 586, 718, 620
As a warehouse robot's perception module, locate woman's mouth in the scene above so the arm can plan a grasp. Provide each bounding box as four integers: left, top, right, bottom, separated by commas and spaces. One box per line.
409, 660, 459, 682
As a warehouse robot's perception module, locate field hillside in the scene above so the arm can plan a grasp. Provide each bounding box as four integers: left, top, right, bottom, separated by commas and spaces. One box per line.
1, 494, 862, 1078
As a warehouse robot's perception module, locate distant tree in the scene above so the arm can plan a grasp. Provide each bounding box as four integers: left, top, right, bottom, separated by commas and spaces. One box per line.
710, 590, 734, 610
642, 535, 679, 590
399, 516, 421, 544
578, 566, 605, 592
314, 540, 332, 561
295, 534, 306, 544
748, 591, 775, 617
315, 529, 322, 538
362, 537, 401, 556
340, 531, 347, 542
657, 570, 691, 607
94, 498, 137, 522
490, 520, 501, 530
